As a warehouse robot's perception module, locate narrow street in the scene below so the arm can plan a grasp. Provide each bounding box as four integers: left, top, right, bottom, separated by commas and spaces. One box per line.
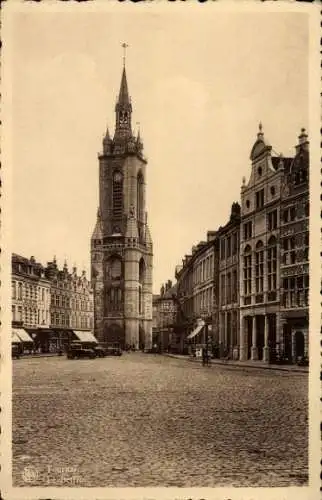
12, 353, 308, 487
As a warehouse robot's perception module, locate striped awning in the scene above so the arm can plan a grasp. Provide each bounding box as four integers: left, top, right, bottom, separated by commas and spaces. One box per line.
13, 328, 33, 343
12, 332, 22, 343
186, 321, 205, 340
73, 331, 98, 343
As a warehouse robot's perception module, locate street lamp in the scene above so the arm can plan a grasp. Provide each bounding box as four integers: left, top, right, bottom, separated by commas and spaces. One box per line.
200, 308, 210, 364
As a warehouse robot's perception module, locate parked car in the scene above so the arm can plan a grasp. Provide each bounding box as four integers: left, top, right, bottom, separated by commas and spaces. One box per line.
104, 345, 122, 356
92, 345, 108, 358
66, 344, 96, 359
11, 344, 20, 359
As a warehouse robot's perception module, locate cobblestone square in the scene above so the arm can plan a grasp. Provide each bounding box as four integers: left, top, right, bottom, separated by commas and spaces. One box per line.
12, 353, 308, 487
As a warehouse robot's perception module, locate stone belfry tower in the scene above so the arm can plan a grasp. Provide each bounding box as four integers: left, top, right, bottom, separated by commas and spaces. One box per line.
91, 53, 153, 350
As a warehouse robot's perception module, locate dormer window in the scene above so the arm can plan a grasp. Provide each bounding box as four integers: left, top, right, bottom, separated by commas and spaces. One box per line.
257, 166, 262, 176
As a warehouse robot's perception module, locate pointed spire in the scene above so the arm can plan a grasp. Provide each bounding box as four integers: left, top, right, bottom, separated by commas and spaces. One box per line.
114, 61, 132, 141
103, 125, 112, 154
92, 207, 103, 241
118, 42, 130, 105
117, 66, 130, 106
136, 123, 143, 153
104, 126, 111, 140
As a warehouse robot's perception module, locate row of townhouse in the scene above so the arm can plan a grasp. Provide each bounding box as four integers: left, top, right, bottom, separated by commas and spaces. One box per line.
152, 280, 178, 351
12, 254, 94, 352
171, 126, 309, 363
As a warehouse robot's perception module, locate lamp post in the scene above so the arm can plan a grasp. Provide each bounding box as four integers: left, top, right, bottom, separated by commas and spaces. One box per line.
200, 308, 210, 365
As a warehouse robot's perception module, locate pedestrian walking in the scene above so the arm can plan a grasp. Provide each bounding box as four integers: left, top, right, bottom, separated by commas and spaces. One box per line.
202, 347, 207, 366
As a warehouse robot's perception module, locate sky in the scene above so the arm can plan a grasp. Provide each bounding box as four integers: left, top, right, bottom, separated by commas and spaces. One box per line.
7, 7, 308, 294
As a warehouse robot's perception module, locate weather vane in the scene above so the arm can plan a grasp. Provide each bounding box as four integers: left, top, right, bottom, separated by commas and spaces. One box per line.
122, 42, 129, 67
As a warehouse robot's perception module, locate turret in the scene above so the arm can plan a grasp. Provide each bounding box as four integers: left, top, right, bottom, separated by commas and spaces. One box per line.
91, 208, 103, 245
102, 126, 112, 155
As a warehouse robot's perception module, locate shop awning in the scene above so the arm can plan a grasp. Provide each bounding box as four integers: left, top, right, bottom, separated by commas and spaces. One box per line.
12, 332, 22, 343
186, 321, 205, 340
13, 328, 33, 343
73, 331, 98, 343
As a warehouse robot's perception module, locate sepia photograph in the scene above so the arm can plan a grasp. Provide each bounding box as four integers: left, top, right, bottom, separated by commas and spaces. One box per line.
1, 2, 320, 499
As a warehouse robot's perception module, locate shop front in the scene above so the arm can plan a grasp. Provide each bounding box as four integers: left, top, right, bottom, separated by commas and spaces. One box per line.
12, 332, 23, 355
186, 320, 205, 357
12, 327, 33, 353
280, 310, 308, 364
70, 330, 98, 349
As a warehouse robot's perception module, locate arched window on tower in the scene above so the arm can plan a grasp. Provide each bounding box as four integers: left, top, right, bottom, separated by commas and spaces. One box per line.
113, 171, 123, 217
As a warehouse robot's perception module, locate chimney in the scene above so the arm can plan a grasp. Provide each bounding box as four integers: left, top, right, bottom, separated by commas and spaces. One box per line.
230, 202, 241, 221
207, 231, 217, 242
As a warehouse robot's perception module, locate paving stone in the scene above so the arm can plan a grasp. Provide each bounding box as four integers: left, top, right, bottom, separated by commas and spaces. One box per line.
12, 353, 308, 487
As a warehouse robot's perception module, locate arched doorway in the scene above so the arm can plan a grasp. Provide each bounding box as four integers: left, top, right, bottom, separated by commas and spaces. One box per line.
294, 330, 305, 359
103, 322, 125, 349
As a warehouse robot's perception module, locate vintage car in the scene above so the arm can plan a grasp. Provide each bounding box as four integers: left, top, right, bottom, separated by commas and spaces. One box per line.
104, 344, 122, 356
11, 344, 21, 359
92, 345, 108, 358
66, 343, 96, 359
